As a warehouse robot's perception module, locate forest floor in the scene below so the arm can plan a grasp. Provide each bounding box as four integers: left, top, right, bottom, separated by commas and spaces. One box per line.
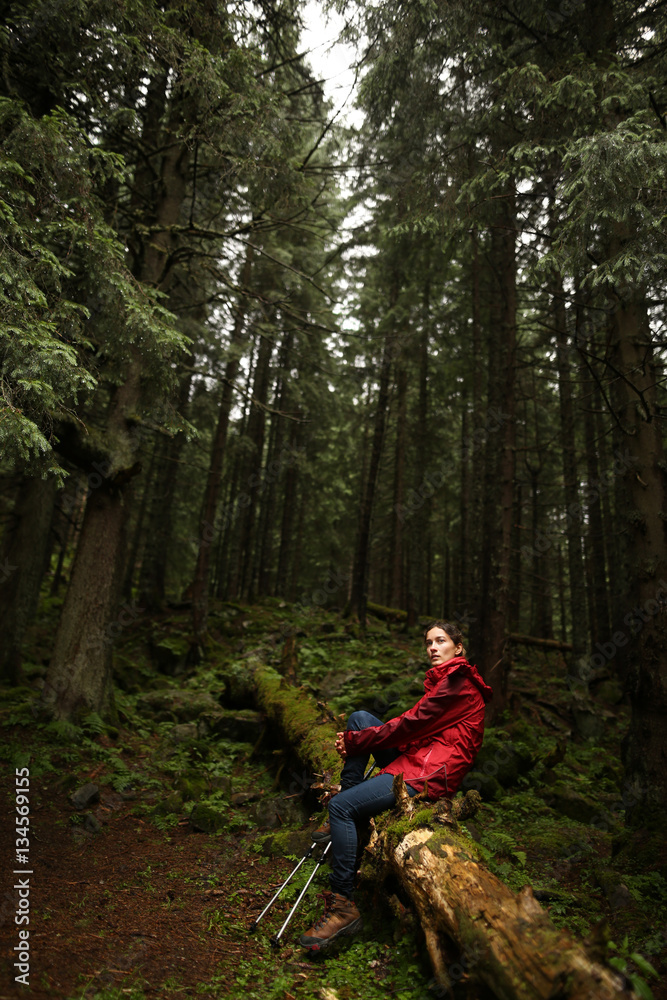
0, 597, 666, 1000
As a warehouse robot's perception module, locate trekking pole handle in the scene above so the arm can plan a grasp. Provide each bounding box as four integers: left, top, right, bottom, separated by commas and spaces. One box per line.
249, 842, 316, 932
270, 842, 331, 947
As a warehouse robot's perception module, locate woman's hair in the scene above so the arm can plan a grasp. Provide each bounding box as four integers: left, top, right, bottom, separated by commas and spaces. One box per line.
422, 620, 466, 656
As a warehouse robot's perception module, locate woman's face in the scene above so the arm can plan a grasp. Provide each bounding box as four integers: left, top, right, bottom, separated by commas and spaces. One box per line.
425, 626, 462, 667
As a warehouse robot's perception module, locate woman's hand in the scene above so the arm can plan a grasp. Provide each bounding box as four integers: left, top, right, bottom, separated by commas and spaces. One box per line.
335, 732, 347, 759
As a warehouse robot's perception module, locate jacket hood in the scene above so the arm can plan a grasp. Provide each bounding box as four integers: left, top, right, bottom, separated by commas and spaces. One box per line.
426, 656, 493, 704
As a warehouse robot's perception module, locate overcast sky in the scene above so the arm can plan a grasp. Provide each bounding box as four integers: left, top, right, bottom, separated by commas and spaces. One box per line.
301, 1, 362, 126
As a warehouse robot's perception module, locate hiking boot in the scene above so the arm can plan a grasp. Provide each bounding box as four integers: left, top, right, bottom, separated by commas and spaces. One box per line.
299, 892, 362, 951
311, 820, 330, 844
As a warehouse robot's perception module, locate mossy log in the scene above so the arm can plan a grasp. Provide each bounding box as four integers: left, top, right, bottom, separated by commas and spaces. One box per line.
366, 778, 633, 1000
251, 660, 342, 783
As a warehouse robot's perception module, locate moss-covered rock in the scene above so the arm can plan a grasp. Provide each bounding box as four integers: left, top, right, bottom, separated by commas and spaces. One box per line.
539, 783, 601, 824
190, 803, 227, 833
470, 732, 533, 789
250, 795, 309, 830
197, 708, 263, 743
254, 829, 313, 857
175, 774, 208, 802
462, 770, 503, 801
151, 791, 183, 816
137, 689, 219, 723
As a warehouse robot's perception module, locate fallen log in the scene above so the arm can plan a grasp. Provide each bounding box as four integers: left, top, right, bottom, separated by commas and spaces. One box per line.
365, 778, 633, 1000
251, 658, 342, 783
229, 652, 632, 997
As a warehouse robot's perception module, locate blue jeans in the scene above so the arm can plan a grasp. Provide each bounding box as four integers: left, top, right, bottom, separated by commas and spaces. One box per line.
329, 711, 417, 899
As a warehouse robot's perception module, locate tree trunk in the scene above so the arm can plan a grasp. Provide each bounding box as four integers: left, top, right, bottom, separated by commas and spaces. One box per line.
0, 474, 58, 683
607, 271, 667, 827
479, 192, 517, 715
255, 330, 294, 598
232, 323, 274, 602
581, 381, 611, 648
122, 434, 158, 600
191, 244, 253, 640
367, 784, 633, 1000
389, 359, 407, 608
554, 286, 588, 671
138, 416, 188, 611
43, 76, 189, 719
405, 269, 430, 626
41, 483, 128, 720
349, 327, 394, 625
275, 409, 303, 598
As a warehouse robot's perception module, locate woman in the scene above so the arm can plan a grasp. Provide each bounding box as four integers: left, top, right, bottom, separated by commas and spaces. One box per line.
299, 620, 492, 951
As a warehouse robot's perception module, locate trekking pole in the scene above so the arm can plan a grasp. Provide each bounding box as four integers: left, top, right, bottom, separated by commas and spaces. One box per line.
254, 760, 375, 938
249, 841, 318, 932
270, 842, 331, 949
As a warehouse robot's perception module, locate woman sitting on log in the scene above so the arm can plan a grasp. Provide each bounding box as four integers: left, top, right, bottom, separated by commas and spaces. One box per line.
299, 620, 493, 951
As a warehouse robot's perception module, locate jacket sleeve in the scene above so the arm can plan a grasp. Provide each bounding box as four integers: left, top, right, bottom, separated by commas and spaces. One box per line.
344, 669, 468, 754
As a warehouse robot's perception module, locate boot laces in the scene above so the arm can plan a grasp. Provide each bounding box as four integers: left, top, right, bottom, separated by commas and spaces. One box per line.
312, 891, 335, 930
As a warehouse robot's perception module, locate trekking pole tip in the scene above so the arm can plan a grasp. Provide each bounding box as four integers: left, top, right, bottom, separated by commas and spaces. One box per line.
270, 935, 281, 950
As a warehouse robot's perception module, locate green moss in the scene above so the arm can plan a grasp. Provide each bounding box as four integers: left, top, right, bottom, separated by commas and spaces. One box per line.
254, 665, 341, 778
151, 791, 183, 816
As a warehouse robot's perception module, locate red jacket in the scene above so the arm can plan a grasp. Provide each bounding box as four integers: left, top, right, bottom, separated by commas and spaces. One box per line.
343, 656, 492, 800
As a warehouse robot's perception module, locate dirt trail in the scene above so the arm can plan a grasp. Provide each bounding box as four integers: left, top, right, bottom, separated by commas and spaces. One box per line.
0, 778, 332, 999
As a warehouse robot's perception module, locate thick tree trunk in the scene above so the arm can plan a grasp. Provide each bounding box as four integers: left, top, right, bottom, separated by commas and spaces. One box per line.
607, 275, 667, 827
367, 784, 633, 1000
44, 78, 189, 719
0, 475, 58, 683
41, 483, 128, 720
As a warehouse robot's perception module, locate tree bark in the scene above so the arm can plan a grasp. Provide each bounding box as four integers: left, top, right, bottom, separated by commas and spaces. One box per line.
607, 270, 667, 826
232, 322, 274, 602
41, 482, 128, 720
275, 408, 303, 598
478, 191, 517, 715
43, 73, 189, 719
349, 326, 394, 625
405, 267, 430, 626
389, 359, 408, 608
366, 784, 633, 1000
554, 287, 588, 671
191, 244, 253, 640
0, 474, 58, 683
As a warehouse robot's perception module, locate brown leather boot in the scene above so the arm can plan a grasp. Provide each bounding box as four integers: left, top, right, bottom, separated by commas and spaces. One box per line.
299, 892, 362, 950
311, 820, 330, 844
